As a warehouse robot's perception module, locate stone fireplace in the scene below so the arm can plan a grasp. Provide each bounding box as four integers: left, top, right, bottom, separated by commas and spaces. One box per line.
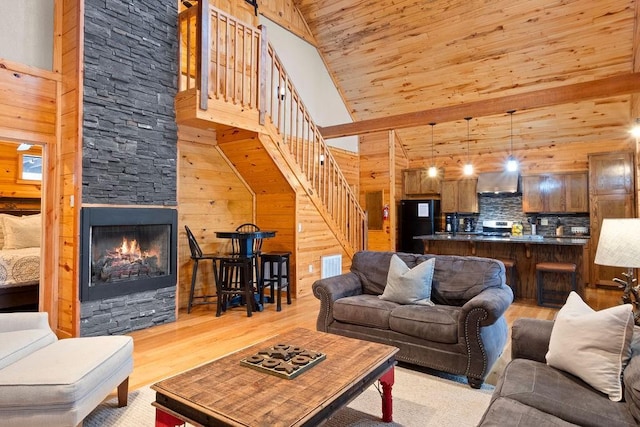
79, 207, 177, 336
79, 0, 179, 336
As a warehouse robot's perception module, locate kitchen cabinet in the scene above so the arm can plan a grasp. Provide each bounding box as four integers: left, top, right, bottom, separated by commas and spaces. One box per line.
589, 152, 634, 195
403, 168, 441, 196
522, 173, 588, 213
564, 173, 589, 212
589, 152, 635, 287
441, 179, 478, 213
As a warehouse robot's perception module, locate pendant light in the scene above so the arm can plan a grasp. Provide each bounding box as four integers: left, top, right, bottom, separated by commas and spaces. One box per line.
428, 123, 438, 177
506, 110, 518, 172
463, 117, 473, 176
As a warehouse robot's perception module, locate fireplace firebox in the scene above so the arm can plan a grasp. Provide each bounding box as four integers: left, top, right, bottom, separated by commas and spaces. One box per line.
80, 207, 177, 302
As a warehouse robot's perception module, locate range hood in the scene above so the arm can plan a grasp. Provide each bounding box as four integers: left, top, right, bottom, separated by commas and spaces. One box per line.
477, 172, 520, 194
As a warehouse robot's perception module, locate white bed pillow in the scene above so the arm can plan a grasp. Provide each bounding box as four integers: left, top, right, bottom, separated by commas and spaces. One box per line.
2, 213, 41, 249
546, 291, 634, 401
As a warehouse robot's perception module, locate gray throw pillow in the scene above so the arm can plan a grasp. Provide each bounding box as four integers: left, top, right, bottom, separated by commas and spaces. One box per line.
379, 254, 435, 306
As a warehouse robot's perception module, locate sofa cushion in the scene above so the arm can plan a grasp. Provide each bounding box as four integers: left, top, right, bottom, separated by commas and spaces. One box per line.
0, 336, 133, 409
389, 304, 459, 344
479, 397, 579, 426
0, 329, 57, 370
417, 255, 505, 306
379, 255, 435, 305
623, 353, 640, 424
333, 294, 397, 329
493, 359, 636, 427
546, 292, 634, 402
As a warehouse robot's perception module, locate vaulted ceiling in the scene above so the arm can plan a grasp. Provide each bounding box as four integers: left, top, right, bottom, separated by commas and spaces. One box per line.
294, 0, 639, 166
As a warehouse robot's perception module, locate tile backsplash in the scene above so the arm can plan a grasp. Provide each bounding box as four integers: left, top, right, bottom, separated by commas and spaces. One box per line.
460, 194, 590, 236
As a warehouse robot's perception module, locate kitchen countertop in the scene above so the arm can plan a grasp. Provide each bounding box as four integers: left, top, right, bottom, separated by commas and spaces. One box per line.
414, 233, 590, 246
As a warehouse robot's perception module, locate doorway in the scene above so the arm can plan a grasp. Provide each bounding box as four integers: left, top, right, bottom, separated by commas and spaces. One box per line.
0, 139, 44, 312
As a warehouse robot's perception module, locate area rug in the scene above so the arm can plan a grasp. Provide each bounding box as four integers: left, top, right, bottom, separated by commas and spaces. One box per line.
85, 366, 493, 426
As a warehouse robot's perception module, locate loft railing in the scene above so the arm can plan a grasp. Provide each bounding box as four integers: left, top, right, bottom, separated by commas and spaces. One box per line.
178, 2, 367, 252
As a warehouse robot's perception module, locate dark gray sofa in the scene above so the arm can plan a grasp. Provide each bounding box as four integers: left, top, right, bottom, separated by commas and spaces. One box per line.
312, 251, 513, 388
478, 318, 640, 426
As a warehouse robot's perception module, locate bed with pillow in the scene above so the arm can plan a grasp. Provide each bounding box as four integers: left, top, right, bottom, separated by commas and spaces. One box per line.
0, 209, 41, 310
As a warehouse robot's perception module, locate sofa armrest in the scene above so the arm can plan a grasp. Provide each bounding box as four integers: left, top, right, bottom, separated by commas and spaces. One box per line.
0, 312, 51, 333
461, 285, 513, 327
312, 272, 363, 332
511, 318, 554, 363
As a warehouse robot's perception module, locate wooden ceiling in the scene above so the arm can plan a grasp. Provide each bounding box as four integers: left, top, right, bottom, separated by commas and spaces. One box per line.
293, 0, 639, 165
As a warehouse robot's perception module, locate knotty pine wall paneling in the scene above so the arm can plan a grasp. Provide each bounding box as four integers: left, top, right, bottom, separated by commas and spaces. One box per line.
177, 126, 254, 309
329, 146, 359, 195
0, 53, 64, 334
359, 131, 395, 251
55, 0, 81, 337
0, 142, 42, 198
394, 133, 410, 251
295, 194, 349, 297
257, 0, 317, 45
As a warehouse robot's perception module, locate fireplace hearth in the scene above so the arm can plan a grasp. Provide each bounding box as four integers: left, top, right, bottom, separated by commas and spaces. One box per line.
80, 207, 177, 302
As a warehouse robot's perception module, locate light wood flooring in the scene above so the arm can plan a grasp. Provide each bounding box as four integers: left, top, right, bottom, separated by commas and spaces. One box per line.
126, 287, 621, 390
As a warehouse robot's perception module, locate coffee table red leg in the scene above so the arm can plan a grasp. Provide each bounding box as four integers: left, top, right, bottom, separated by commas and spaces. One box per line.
155, 408, 185, 427
379, 366, 395, 422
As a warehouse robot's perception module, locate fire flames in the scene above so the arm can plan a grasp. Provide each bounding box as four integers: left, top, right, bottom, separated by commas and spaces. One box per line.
120, 238, 141, 257
93, 236, 164, 282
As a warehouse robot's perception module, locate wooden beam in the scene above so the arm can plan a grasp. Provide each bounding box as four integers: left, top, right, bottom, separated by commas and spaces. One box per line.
320, 73, 640, 139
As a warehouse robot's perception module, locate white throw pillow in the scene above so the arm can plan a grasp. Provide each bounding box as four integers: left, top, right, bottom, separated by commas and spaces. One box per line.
2, 213, 41, 249
546, 291, 634, 401
379, 255, 435, 306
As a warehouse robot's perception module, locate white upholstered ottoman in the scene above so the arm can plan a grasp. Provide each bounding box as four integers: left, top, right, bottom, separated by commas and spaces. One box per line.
0, 335, 133, 427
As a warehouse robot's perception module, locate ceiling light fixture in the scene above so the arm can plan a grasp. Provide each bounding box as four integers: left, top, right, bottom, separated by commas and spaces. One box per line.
463, 117, 473, 176
17, 143, 32, 151
428, 122, 438, 177
506, 110, 518, 172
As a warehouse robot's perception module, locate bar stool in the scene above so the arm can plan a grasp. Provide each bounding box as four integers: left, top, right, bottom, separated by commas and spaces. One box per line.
536, 262, 577, 308
259, 251, 291, 311
214, 255, 258, 317
233, 223, 262, 289
498, 258, 517, 298
184, 226, 218, 313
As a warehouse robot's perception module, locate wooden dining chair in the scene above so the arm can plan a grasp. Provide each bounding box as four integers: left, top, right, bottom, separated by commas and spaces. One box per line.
184, 225, 218, 313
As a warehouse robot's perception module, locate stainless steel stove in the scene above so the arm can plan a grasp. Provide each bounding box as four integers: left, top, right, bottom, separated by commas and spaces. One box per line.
481, 220, 513, 237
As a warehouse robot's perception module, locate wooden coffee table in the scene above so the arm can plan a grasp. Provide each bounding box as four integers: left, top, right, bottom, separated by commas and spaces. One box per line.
151, 328, 398, 426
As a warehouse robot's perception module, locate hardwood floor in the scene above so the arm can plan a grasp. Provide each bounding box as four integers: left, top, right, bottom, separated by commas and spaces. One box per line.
125, 287, 621, 391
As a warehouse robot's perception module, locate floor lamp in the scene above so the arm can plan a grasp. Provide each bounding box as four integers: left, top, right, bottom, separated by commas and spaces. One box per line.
594, 218, 640, 324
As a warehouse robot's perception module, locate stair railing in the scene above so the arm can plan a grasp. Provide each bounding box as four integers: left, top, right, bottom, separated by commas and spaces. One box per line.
178, 2, 367, 252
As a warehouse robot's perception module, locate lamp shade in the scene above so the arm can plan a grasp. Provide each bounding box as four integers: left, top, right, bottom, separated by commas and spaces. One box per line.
594, 218, 640, 268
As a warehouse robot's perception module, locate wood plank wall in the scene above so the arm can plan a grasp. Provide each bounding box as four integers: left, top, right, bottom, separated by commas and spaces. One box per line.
359, 131, 396, 251
0, 142, 42, 198
56, 0, 82, 337
257, 0, 316, 45
411, 139, 635, 180
329, 146, 359, 195
294, 195, 350, 297
177, 126, 254, 309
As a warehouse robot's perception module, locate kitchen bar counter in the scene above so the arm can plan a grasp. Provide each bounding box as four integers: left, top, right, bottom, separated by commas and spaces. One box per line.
413, 233, 589, 301
416, 233, 589, 246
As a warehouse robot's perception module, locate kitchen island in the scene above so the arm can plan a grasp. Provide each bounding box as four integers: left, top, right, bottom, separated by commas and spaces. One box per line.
415, 233, 590, 301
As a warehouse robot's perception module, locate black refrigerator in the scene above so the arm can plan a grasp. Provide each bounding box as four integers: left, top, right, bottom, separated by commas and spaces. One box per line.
398, 199, 441, 253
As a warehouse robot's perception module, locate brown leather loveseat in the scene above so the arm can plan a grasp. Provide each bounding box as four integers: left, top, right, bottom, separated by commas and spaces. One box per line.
312, 251, 513, 388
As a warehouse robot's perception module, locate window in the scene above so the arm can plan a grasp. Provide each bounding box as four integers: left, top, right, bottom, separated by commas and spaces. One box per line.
18, 154, 42, 181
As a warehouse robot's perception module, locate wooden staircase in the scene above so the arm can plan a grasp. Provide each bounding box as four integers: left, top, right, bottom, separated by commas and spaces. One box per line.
176, 3, 367, 260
